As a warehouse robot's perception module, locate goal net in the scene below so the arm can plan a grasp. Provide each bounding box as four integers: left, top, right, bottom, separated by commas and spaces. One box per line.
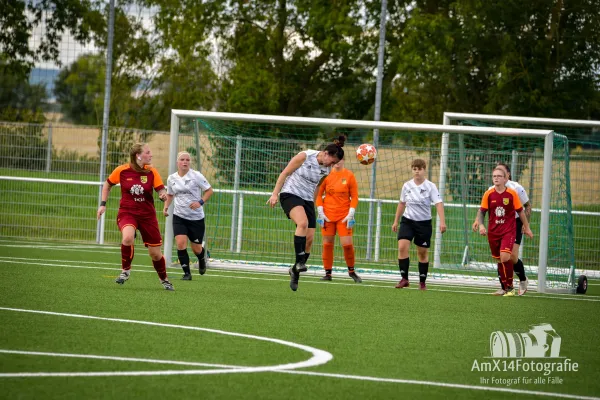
166, 110, 564, 292
443, 113, 585, 293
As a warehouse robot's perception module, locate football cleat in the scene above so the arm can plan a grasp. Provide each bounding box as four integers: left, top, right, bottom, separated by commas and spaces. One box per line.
493, 289, 507, 296
296, 262, 307, 273
419, 282, 427, 291
161, 279, 175, 291
289, 265, 300, 291
181, 274, 192, 281
349, 272, 362, 283
503, 288, 515, 297
198, 250, 207, 275
395, 278, 409, 289
115, 270, 130, 285
518, 278, 528, 296
320, 275, 332, 281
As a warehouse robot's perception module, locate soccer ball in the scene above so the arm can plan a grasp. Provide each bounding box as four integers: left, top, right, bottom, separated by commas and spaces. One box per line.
356, 143, 377, 165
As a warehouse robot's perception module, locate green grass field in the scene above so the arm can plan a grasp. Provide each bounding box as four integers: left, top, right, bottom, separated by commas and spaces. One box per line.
1, 238, 599, 400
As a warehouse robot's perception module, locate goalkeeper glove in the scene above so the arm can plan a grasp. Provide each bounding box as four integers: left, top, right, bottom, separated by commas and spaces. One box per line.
342, 208, 356, 229
317, 206, 330, 227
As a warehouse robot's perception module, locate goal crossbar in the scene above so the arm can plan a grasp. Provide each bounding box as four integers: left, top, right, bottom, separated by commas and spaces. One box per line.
167, 110, 556, 291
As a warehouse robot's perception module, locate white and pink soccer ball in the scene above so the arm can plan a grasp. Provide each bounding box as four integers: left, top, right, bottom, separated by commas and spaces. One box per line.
356, 143, 377, 165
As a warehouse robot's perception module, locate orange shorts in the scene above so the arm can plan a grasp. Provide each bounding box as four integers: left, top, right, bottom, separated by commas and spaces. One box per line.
117, 211, 163, 247
321, 220, 353, 237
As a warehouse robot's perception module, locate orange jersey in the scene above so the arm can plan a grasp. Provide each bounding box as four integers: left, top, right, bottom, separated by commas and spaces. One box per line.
108, 164, 165, 217
315, 168, 358, 221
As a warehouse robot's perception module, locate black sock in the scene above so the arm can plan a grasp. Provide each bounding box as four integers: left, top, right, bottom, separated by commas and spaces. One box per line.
325, 269, 332, 276
195, 248, 206, 270
303, 253, 310, 263
178, 249, 191, 275
348, 266, 355, 273
398, 258, 409, 280
514, 259, 526, 282
418, 262, 429, 283
294, 235, 306, 264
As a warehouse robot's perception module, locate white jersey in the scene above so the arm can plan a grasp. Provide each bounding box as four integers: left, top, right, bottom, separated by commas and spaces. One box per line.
281, 150, 331, 202
488, 180, 529, 217
167, 169, 212, 220
400, 179, 442, 221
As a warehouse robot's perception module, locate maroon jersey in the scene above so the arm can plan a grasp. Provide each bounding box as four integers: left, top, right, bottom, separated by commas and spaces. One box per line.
107, 164, 165, 217
480, 187, 523, 237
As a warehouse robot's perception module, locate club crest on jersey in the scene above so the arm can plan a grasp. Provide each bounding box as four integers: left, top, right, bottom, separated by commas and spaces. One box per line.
503, 198, 509, 205
141, 176, 148, 184
342, 179, 347, 185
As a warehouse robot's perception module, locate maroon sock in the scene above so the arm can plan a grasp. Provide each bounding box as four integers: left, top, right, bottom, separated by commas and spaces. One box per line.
152, 256, 167, 280
121, 245, 134, 270
497, 262, 507, 289
502, 260, 514, 288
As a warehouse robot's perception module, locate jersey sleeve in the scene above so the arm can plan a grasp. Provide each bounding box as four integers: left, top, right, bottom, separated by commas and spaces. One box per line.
107, 164, 128, 185
510, 188, 523, 212
400, 183, 408, 203
430, 183, 442, 205
166, 175, 174, 195
517, 184, 529, 205
194, 171, 212, 191
150, 168, 165, 191
348, 171, 359, 209
315, 176, 327, 207
480, 190, 491, 211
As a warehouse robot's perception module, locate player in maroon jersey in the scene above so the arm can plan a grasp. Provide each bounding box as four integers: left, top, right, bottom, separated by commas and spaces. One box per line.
478, 167, 533, 296
96, 143, 174, 291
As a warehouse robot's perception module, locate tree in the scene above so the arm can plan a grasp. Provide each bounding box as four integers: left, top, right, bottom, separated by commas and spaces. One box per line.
0, 58, 47, 123
54, 54, 105, 125
386, 0, 600, 128
0, 0, 103, 81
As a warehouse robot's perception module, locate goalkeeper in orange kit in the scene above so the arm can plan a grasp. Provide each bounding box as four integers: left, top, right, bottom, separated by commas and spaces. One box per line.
315, 158, 362, 283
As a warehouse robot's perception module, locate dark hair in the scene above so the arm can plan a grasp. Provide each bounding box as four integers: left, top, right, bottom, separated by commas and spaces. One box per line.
324, 135, 346, 161
496, 162, 511, 177
411, 158, 427, 169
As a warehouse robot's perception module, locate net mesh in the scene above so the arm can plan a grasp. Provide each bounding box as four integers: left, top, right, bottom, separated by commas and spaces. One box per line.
449, 119, 577, 290
168, 116, 574, 289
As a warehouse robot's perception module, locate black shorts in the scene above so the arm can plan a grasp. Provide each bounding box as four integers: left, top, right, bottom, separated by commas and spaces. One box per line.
515, 217, 523, 245
279, 193, 316, 229
397, 216, 433, 248
173, 214, 206, 244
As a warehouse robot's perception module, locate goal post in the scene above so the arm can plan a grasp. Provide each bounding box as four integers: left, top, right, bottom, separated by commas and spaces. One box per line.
443, 112, 596, 294
166, 109, 556, 290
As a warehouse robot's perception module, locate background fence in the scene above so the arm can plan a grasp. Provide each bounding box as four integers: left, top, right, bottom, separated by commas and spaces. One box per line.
0, 120, 598, 274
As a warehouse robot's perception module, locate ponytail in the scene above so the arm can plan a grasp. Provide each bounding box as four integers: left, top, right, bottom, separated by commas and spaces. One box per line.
324, 135, 346, 161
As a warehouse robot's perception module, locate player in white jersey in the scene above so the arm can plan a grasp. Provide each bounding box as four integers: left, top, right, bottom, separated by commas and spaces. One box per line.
392, 159, 447, 290
472, 162, 532, 295
163, 151, 214, 280
267, 136, 346, 291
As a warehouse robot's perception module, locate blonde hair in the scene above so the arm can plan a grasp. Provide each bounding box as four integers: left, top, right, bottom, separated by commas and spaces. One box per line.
130, 142, 148, 172
177, 151, 191, 160
493, 167, 507, 177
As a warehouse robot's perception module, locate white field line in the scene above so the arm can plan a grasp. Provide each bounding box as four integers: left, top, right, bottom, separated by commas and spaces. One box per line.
0, 307, 332, 377
0, 309, 598, 400
1, 256, 600, 302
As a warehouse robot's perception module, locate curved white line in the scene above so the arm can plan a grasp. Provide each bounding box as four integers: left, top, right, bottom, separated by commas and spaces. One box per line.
0, 349, 246, 369
0, 307, 332, 377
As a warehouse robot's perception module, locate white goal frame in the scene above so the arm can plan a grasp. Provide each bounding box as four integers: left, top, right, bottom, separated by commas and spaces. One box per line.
167, 110, 554, 291
442, 112, 596, 293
